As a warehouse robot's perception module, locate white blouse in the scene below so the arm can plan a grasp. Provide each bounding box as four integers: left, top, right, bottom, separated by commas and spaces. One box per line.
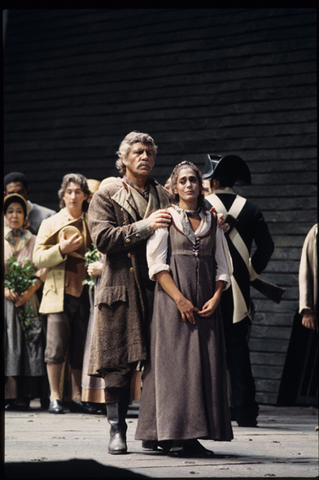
147, 206, 233, 290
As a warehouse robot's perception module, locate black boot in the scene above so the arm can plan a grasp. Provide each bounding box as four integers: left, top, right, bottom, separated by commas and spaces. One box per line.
106, 402, 128, 454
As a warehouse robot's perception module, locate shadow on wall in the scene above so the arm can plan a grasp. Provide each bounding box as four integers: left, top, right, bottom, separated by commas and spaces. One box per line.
4, 458, 148, 479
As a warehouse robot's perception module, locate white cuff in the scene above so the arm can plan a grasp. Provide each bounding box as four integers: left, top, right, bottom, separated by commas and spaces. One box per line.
216, 273, 231, 291
148, 264, 170, 281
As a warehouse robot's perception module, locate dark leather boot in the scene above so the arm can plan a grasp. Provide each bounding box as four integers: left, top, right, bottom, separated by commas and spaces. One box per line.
106, 402, 128, 454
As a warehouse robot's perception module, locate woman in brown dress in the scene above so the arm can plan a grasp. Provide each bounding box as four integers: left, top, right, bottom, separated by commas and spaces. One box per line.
135, 161, 233, 457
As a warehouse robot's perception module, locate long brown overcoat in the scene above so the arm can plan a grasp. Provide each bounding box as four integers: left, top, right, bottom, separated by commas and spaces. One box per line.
87, 177, 170, 376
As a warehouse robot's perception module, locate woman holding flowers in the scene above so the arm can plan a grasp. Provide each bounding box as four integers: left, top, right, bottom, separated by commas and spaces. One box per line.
4, 193, 47, 410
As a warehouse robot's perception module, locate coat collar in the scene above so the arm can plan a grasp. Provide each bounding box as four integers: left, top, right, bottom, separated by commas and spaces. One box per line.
111, 177, 170, 220
111, 181, 138, 220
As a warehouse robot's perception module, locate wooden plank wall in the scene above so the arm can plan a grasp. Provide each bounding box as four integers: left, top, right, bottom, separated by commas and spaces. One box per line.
3, 8, 317, 404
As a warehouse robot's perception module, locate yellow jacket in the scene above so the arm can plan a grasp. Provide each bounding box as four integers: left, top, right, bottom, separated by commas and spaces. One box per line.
33, 208, 91, 314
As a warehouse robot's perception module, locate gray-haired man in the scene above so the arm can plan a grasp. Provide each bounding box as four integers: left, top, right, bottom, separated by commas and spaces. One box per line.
87, 132, 172, 454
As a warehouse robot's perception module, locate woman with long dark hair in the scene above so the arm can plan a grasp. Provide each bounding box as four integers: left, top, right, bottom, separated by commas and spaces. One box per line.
135, 161, 233, 457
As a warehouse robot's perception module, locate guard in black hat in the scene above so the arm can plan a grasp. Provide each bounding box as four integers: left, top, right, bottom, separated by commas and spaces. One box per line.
204, 154, 274, 427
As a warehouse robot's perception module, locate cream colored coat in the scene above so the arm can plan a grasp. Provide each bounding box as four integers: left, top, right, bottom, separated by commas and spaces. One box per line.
299, 223, 318, 316
33, 208, 90, 314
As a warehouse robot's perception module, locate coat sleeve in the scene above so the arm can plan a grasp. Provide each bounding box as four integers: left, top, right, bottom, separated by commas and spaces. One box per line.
32, 218, 67, 268
88, 188, 154, 255
249, 207, 275, 277
299, 224, 318, 314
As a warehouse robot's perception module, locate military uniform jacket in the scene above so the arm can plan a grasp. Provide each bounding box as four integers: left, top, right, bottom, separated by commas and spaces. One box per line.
87, 177, 170, 375
206, 187, 274, 324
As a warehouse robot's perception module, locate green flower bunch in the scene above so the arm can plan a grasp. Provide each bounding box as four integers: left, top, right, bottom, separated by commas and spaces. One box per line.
4, 255, 37, 354
82, 243, 100, 290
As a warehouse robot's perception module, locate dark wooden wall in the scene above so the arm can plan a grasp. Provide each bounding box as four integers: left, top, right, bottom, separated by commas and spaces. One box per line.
3, 8, 317, 404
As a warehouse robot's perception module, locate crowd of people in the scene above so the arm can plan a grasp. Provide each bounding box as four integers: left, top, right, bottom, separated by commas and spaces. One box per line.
4, 131, 316, 457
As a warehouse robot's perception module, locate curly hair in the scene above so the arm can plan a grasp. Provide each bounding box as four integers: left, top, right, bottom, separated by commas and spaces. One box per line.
4, 172, 28, 190
115, 131, 158, 175
58, 173, 90, 211
169, 161, 207, 213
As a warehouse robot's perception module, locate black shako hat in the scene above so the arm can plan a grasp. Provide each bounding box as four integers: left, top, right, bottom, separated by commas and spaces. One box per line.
202, 154, 251, 185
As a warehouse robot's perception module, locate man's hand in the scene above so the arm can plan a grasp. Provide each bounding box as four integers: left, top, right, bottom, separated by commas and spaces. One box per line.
59, 231, 83, 255
210, 207, 227, 231
302, 309, 318, 330
148, 209, 171, 231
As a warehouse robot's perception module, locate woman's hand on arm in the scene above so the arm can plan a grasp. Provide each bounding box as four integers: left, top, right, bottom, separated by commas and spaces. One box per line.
155, 270, 199, 324
198, 280, 225, 318
210, 207, 227, 231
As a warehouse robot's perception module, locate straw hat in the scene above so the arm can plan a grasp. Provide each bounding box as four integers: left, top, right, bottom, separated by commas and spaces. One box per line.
87, 179, 101, 195
43, 218, 86, 258
58, 225, 83, 245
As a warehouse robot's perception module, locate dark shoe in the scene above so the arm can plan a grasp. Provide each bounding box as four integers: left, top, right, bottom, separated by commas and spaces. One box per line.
169, 439, 214, 458
142, 440, 173, 452
168, 441, 185, 457
48, 399, 64, 414
168, 447, 184, 457
184, 439, 214, 457
89, 402, 106, 415
142, 440, 158, 450
69, 401, 98, 414
108, 430, 127, 454
5, 400, 29, 412
234, 403, 259, 427
106, 402, 128, 454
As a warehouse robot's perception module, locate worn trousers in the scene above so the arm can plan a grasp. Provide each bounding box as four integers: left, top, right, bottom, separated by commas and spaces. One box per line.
103, 284, 154, 404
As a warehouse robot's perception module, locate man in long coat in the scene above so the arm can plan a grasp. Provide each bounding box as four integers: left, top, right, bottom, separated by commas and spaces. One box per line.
87, 131, 171, 454
204, 154, 274, 427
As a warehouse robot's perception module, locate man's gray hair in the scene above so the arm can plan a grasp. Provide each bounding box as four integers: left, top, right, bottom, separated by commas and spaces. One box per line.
58, 173, 90, 210
115, 131, 158, 175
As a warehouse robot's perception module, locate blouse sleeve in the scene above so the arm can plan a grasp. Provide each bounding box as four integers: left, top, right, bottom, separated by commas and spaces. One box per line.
215, 227, 233, 290
147, 227, 170, 281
